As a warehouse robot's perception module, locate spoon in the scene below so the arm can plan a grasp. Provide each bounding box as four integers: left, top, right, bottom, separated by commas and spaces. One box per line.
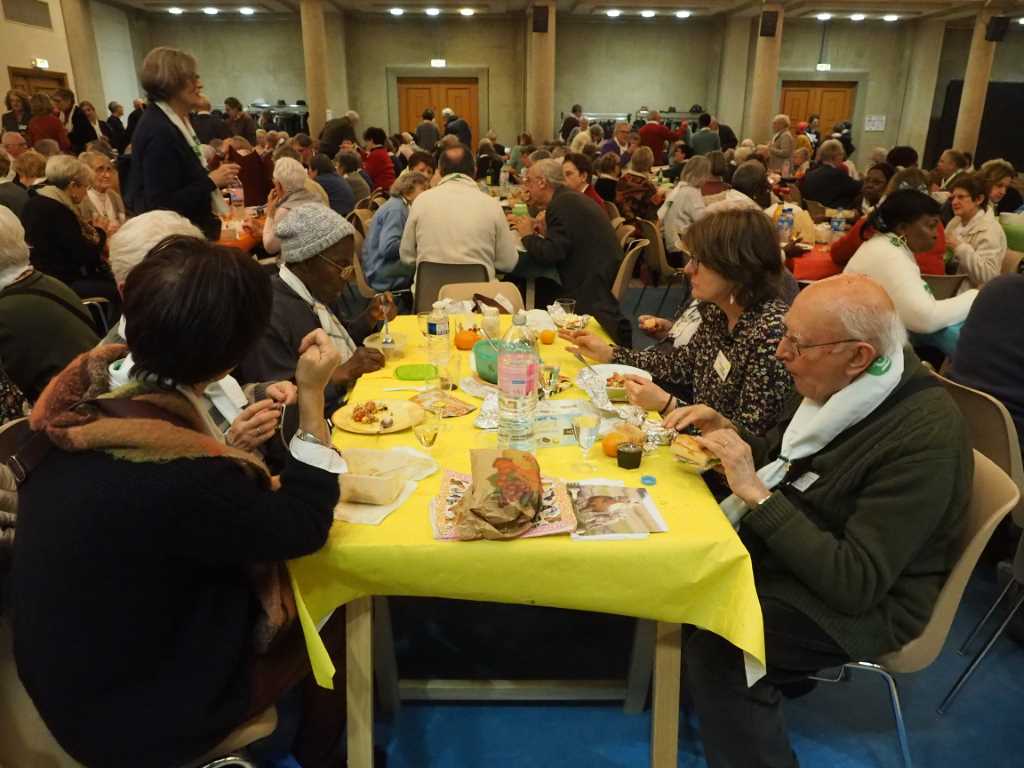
375, 293, 395, 346
476, 321, 501, 353
570, 349, 601, 378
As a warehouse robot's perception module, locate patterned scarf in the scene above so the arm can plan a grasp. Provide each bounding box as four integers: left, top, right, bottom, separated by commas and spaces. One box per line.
31, 344, 294, 652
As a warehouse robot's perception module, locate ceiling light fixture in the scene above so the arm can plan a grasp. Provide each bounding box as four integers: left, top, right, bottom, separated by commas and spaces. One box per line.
202, 7, 219, 14
239, 7, 254, 14
1019, 17, 1024, 25
425, 7, 440, 15
641, 10, 656, 18
816, 13, 831, 21
849, 13, 865, 21
459, 7, 475, 15
606, 9, 622, 17
168, 6, 183, 13
675, 10, 691, 19
390, 8, 404, 15
883, 14, 899, 21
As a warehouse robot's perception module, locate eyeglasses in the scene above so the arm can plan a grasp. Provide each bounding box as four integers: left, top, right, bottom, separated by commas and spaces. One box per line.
780, 331, 861, 358
318, 254, 354, 280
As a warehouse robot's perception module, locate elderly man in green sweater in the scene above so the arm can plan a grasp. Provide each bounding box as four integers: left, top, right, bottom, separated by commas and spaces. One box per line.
666, 273, 973, 768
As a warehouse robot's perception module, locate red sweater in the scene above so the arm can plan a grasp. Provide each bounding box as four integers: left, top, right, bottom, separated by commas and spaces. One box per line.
27, 114, 70, 151
830, 216, 947, 275
363, 146, 396, 193
638, 122, 685, 165
583, 183, 606, 211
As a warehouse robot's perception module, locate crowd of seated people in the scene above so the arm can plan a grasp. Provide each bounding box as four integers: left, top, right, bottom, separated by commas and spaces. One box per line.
2, 45, 1024, 768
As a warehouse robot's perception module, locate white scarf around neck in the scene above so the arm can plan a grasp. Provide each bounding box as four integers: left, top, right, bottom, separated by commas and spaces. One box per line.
154, 100, 228, 215
720, 348, 906, 525
278, 264, 356, 363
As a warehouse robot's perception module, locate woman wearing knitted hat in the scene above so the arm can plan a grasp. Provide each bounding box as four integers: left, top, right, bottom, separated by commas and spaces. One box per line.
238, 203, 394, 413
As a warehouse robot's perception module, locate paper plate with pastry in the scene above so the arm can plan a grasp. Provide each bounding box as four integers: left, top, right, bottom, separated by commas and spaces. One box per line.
671, 434, 721, 471
332, 399, 425, 434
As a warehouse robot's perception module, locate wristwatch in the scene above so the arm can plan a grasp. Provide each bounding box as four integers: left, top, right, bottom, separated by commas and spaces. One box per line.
294, 429, 330, 448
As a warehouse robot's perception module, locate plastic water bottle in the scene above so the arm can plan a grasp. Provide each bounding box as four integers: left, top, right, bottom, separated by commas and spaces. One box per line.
830, 215, 845, 243
427, 300, 450, 374
227, 178, 245, 220
499, 165, 510, 195
497, 312, 539, 450
777, 207, 794, 245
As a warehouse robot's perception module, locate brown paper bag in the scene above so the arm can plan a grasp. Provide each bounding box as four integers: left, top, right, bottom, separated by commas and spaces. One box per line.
452, 449, 542, 540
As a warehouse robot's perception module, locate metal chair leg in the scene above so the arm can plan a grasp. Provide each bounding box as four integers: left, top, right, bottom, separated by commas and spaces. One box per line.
939, 589, 1024, 715
632, 284, 649, 315
846, 662, 913, 768
958, 579, 1015, 655
654, 285, 671, 317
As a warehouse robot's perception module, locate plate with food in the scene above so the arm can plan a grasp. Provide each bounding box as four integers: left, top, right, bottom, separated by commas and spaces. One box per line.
670, 434, 721, 472
575, 364, 652, 403
331, 399, 425, 434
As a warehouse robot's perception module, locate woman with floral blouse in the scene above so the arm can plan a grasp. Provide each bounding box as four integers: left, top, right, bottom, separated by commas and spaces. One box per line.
562, 207, 793, 436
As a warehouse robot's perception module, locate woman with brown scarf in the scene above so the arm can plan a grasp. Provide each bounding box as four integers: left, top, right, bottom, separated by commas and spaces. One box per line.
11, 237, 351, 767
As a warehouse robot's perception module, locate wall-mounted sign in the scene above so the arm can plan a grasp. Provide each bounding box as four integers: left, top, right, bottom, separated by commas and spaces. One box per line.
32, 58, 50, 69
864, 115, 887, 132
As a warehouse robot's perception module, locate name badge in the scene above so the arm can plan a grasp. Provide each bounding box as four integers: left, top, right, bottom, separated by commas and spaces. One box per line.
790, 472, 820, 492
714, 351, 732, 382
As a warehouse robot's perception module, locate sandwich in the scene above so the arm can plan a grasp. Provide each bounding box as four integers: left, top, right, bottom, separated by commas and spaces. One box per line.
671, 434, 720, 471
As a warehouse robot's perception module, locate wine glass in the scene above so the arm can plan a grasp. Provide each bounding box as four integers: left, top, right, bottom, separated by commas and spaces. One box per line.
540, 364, 560, 400
417, 312, 431, 350
572, 413, 599, 472
413, 408, 440, 449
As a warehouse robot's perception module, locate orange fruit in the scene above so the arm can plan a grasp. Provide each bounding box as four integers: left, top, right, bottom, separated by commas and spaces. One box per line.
539, 329, 556, 344
454, 328, 481, 350
602, 432, 626, 457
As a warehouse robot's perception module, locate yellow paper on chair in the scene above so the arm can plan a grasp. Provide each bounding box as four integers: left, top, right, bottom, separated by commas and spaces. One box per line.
286, 315, 766, 688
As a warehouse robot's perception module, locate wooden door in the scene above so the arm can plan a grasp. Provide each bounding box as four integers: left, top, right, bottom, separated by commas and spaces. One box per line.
397, 77, 479, 149
8, 67, 68, 98
780, 81, 856, 135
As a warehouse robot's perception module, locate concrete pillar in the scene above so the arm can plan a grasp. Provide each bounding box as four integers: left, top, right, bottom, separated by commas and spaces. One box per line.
896, 20, 946, 153
525, 3, 556, 142
60, 0, 105, 107
717, 16, 753, 138
300, 0, 329, 138
747, 3, 783, 145
324, 12, 350, 120
953, 10, 997, 156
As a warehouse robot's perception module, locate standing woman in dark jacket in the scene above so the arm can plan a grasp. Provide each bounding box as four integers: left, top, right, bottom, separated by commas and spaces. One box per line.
2, 89, 31, 133
123, 46, 240, 240
13, 237, 349, 768
20, 155, 118, 304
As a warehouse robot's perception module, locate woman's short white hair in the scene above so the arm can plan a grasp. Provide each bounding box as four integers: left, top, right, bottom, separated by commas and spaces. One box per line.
274, 157, 308, 194
817, 138, 846, 164
680, 155, 711, 188
107, 210, 202, 285
45, 155, 92, 189
0, 206, 30, 270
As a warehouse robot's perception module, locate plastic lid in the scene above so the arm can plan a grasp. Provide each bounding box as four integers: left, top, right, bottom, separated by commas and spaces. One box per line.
512, 311, 527, 325
640, 475, 657, 486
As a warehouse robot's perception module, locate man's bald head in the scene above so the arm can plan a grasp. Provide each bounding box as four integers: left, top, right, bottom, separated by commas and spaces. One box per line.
781, 274, 907, 402
799, 274, 905, 357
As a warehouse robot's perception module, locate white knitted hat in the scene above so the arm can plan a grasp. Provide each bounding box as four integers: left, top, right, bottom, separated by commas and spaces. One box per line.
276, 203, 356, 263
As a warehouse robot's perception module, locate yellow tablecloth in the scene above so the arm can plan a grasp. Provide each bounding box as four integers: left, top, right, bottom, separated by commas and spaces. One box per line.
288, 315, 766, 687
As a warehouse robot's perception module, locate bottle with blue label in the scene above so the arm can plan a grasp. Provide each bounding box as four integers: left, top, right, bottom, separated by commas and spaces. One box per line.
830, 215, 845, 243
776, 207, 794, 246
427, 301, 450, 374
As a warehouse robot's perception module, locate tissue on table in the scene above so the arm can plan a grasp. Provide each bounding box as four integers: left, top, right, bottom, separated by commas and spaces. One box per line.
547, 303, 591, 330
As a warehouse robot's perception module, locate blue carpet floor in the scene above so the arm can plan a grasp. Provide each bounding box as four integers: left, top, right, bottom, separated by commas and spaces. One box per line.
343, 285, 1023, 767
377, 572, 1023, 768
